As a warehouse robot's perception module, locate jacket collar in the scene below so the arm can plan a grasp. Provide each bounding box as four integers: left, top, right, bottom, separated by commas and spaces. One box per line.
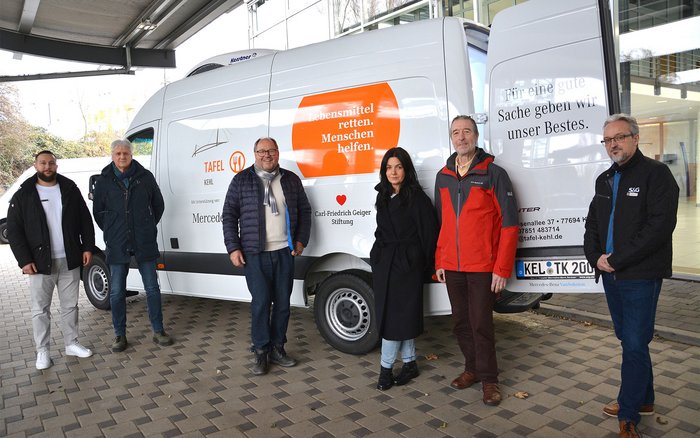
608, 148, 643, 175
443, 147, 494, 177
20, 173, 73, 194
101, 159, 146, 179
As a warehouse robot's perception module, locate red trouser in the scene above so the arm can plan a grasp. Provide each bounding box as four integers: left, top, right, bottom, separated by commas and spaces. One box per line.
445, 271, 498, 383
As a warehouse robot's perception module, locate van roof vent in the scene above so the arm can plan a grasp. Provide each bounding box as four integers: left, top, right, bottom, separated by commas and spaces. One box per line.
185, 49, 277, 78
187, 63, 224, 77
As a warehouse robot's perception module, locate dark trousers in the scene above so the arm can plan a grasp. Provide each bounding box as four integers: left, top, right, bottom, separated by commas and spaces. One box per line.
445, 271, 498, 383
244, 248, 294, 351
110, 259, 164, 337
602, 273, 662, 424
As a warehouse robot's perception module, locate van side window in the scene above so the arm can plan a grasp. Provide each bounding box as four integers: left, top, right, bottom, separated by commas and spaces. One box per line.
128, 128, 154, 157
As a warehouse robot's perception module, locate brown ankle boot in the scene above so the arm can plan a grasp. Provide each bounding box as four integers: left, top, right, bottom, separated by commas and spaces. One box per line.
619, 420, 642, 438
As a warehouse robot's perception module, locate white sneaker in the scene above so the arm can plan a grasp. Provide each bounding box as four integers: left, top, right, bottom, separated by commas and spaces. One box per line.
65, 342, 93, 358
36, 351, 53, 370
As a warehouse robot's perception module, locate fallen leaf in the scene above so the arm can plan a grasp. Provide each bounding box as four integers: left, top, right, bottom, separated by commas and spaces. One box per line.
439, 422, 448, 429
425, 353, 439, 361
514, 391, 529, 399
656, 417, 668, 425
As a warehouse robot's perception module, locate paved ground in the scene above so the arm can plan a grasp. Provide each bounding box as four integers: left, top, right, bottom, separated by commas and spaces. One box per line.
535, 278, 700, 347
1, 244, 699, 438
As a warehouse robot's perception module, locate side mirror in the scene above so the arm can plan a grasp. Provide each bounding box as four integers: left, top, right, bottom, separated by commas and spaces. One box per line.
88, 174, 99, 201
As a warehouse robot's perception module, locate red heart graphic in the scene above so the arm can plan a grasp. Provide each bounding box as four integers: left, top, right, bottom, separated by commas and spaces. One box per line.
336, 195, 347, 206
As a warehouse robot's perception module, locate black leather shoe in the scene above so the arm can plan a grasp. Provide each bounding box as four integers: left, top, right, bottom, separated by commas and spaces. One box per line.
394, 361, 419, 386
251, 349, 269, 375
269, 345, 297, 367
111, 335, 127, 352
377, 366, 394, 390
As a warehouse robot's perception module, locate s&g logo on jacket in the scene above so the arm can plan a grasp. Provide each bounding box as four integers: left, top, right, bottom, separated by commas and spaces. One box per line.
627, 187, 640, 197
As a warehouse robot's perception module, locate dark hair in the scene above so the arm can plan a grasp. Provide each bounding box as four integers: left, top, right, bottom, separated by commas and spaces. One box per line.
375, 147, 421, 208
34, 150, 56, 160
451, 115, 479, 137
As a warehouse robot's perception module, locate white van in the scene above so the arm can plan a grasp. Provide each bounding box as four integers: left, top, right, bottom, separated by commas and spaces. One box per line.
84, 0, 618, 354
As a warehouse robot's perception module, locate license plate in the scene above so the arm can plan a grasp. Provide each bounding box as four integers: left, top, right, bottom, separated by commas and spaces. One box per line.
515, 259, 595, 279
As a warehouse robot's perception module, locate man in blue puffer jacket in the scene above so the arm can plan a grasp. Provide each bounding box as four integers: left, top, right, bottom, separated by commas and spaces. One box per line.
222, 137, 312, 375
93, 139, 172, 353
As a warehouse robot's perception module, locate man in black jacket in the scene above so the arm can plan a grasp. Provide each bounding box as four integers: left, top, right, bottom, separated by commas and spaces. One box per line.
7, 150, 95, 370
584, 114, 679, 438
93, 140, 172, 353
222, 137, 312, 375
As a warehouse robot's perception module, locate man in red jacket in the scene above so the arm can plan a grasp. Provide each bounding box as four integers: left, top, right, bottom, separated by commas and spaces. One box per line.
434, 116, 519, 406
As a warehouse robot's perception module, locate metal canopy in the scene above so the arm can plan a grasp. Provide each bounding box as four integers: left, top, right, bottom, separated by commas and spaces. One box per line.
0, 0, 243, 81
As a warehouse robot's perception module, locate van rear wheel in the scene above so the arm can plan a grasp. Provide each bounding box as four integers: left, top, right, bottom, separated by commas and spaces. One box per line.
314, 272, 379, 355
83, 253, 111, 310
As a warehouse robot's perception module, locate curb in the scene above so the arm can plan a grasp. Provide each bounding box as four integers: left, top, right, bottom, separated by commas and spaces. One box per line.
534, 303, 700, 347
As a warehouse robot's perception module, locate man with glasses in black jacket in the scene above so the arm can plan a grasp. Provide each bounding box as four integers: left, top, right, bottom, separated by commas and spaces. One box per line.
584, 113, 679, 438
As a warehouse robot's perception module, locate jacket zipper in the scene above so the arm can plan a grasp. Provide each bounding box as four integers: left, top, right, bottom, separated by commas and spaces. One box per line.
456, 175, 462, 270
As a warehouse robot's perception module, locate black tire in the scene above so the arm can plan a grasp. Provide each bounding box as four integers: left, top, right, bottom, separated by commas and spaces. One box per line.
83, 253, 111, 310
0, 222, 8, 244
313, 272, 379, 355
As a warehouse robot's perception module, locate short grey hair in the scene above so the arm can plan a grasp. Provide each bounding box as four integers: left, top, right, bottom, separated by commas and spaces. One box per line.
111, 139, 133, 153
603, 113, 639, 136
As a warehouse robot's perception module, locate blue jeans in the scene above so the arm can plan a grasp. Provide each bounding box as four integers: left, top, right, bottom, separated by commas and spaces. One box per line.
244, 248, 294, 351
380, 338, 416, 368
110, 259, 164, 336
602, 273, 662, 424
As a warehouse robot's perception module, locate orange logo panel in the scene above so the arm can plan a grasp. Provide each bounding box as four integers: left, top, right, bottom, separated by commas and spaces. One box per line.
292, 83, 400, 178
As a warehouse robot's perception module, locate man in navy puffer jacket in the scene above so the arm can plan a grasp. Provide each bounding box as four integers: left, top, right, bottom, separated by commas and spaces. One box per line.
222, 137, 312, 375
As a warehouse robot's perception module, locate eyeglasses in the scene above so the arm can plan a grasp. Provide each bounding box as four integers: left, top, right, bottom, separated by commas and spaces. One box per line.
601, 133, 634, 146
255, 149, 279, 156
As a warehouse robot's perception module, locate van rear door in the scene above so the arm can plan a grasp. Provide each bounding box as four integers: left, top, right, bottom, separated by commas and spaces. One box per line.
486, 0, 619, 294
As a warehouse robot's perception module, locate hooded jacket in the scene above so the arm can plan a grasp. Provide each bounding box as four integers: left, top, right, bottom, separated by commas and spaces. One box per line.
7, 173, 95, 274
584, 148, 678, 280
92, 159, 165, 264
434, 148, 519, 277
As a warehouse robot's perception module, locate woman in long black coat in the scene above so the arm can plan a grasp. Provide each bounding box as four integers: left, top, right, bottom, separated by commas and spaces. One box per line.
370, 147, 438, 390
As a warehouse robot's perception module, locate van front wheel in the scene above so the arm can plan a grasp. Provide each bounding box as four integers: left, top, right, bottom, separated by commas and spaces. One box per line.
314, 272, 379, 355
0, 222, 8, 244
83, 254, 111, 310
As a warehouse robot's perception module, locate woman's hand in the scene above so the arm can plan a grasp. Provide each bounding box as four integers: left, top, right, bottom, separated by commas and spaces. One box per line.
436, 268, 446, 283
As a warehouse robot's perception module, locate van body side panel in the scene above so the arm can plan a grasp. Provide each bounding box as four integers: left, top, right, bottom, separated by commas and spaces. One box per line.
154, 56, 275, 301
268, 19, 463, 315
486, 0, 613, 293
